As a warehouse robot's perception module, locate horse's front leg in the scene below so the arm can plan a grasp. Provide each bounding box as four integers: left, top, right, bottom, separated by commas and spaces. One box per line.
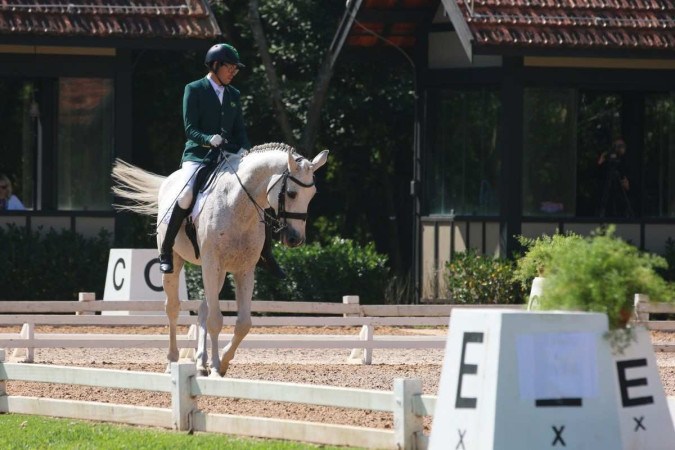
219, 269, 254, 376
163, 253, 185, 372
202, 258, 227, 376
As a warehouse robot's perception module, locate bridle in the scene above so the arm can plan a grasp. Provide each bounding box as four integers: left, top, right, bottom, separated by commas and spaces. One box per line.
266, 168, 315, 229
224, 154, 316, 233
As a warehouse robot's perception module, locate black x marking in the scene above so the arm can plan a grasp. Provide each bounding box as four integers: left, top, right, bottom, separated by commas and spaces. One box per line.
552, 425, 566, 447
634, 416, 646, 431
456, 429, 466, 450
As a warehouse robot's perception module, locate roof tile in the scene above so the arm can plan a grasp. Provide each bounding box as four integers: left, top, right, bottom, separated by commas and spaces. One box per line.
0, 0, 220, 40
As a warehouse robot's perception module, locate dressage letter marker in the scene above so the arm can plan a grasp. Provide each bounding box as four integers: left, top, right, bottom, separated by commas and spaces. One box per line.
103, 249, 188, 315
611, 327, 675, 449
429, 310, 622, 450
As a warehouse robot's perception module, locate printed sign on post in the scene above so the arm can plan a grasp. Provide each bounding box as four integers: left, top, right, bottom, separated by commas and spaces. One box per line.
429, 310, 622, 450
103, 249, 188, 315
611, 327, 675, 449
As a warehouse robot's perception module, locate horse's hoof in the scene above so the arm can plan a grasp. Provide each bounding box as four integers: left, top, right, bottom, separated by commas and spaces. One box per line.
196, 367, 209, 377
219, 361, 229, 376
208, 371, 221, 378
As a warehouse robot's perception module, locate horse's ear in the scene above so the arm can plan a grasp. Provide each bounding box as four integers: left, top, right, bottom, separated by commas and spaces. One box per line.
288, 150, 299, 172
311, 150, 329, 171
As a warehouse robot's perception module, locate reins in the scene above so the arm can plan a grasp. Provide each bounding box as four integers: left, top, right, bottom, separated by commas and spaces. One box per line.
224, 152, 315, 233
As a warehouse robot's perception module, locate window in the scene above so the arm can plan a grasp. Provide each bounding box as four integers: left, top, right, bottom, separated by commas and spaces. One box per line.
522, 88, 578, 217
0, 80, 38, 210
57, 77, 114, 211
643, 92, 675, 218
425, 89, 501, 216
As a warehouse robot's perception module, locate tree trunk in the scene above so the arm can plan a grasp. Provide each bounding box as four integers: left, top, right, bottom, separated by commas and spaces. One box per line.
247, 0, 297, 146
299, 55, 335, 157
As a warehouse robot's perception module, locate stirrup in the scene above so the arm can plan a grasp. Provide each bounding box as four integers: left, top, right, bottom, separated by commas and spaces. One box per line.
159, 253, 174, 274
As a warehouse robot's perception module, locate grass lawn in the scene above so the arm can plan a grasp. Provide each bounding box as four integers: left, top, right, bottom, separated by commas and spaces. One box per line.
0, 414, 362, 449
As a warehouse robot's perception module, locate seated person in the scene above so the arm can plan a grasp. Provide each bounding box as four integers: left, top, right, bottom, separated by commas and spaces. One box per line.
0, 174, 25, 211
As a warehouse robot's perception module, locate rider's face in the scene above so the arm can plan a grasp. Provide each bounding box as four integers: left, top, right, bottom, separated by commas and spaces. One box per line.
216, 63, 239, 85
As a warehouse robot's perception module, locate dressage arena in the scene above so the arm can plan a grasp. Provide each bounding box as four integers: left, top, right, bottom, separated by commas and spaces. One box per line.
1, 298, 675, 447
3, 327, 675, 427
1, 325, 445, 430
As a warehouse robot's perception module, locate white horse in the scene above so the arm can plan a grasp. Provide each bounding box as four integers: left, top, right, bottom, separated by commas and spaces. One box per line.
112, 143, 329, 376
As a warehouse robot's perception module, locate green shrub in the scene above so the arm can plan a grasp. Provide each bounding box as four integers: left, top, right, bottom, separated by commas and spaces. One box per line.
255, 237, 389, 304
0, 224, 111, 300
512, 232, 584, 291
443, 249, 525, 304
539, 227, 674, 330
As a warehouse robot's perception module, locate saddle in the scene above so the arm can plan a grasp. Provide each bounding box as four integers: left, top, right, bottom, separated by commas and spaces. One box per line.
184, 161, 220, 259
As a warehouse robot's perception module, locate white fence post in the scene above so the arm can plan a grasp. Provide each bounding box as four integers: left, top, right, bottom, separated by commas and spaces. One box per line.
171, 361, 196, 431
11, 322, 34, 363
179, 324, 197, 360
344, 296, 371, 364
634, 293, 650, 324
394, 378, 423, 450
77, 292, 96, 316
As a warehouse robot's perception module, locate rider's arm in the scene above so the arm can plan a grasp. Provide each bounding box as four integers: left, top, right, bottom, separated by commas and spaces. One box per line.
183, 83, 211, 146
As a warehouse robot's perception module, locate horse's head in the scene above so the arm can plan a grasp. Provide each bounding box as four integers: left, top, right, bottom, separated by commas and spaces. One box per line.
267, 149, 329, 247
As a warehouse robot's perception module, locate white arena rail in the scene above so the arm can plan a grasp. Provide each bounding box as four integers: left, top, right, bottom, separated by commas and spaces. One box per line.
0, 349, 435, 450
0, 294, 525, 363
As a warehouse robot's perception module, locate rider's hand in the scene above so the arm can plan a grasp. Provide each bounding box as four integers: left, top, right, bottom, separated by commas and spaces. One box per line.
209, 135, 223, 147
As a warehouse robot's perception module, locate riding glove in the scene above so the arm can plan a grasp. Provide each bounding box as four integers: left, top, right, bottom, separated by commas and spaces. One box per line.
209, 135, 223, 147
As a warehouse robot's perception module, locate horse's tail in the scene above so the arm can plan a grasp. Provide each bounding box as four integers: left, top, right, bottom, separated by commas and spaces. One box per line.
111, 159, 165, 217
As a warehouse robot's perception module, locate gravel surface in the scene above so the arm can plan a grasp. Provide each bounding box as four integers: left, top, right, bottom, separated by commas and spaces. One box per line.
3, 326, 675, 432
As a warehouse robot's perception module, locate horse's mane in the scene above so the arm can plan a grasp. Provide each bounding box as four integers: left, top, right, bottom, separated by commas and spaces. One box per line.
245, 142, 303, 160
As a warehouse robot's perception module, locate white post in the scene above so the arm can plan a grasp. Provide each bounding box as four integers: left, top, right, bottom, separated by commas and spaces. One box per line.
11, 323, 34, 363
634, 293, 650, 324
394, 378, 423, 450
344, 296, 365, 363
179, 324, 197, 360
171, 362, 196, 431
77, 292, 96, 316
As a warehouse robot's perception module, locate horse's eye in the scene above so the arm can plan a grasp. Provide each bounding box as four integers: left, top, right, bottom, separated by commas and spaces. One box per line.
287, 191, 297, 200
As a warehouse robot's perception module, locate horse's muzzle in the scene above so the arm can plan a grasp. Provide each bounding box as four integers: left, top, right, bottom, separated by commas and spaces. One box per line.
281, 229, 305, 247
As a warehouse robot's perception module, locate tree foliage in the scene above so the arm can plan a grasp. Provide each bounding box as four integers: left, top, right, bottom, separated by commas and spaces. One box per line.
130, 0, 415, 272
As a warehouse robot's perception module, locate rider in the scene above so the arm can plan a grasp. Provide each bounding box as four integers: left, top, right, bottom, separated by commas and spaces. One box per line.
159, 43, 285, 279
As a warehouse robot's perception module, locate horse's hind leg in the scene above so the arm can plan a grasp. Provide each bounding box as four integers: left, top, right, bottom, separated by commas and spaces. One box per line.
163, 252, 184, 372
219, 270, 253, 376
201, 259, 227, 376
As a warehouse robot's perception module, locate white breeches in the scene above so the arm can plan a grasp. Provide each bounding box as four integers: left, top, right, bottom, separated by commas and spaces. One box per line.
175, 161, 202, 210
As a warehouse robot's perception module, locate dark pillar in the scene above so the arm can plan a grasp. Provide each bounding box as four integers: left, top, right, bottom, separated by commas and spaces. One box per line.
498, 57, 524, 258
114, 49, 134, 246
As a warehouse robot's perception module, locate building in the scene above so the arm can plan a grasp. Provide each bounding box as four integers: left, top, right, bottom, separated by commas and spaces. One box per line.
337, 0, 675, 300
0, 0, 221, 238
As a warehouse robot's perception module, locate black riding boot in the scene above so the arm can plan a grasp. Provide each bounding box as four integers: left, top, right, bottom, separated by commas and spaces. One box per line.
159, 204, 190, 274
257, 212, 286, 279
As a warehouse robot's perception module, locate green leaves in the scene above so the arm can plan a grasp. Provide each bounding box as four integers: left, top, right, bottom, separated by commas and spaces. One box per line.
536, 226, 674, 329
0, 224, 111, 300
444, 249, 525, 304
255, 237, 389, 304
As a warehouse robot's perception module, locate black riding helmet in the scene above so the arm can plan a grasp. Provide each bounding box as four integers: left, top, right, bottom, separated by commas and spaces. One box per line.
204, 43, 245, 70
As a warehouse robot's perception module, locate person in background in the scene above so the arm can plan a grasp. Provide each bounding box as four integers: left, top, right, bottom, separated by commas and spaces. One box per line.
597, 137, 632, 217
0, 173, 25, 211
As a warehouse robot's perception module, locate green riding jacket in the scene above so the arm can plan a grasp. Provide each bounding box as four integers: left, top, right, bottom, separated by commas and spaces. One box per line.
181, 77, 251, 164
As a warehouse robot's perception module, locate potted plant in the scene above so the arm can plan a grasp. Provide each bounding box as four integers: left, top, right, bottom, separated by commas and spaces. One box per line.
512, 232, 584, 309
523, 226, 674, 352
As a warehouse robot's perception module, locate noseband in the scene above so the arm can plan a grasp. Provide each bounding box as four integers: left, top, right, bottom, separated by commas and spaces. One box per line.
268, 169, 315, 224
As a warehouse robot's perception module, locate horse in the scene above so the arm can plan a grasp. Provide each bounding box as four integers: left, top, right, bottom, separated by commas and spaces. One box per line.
111, 143, 329, 376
